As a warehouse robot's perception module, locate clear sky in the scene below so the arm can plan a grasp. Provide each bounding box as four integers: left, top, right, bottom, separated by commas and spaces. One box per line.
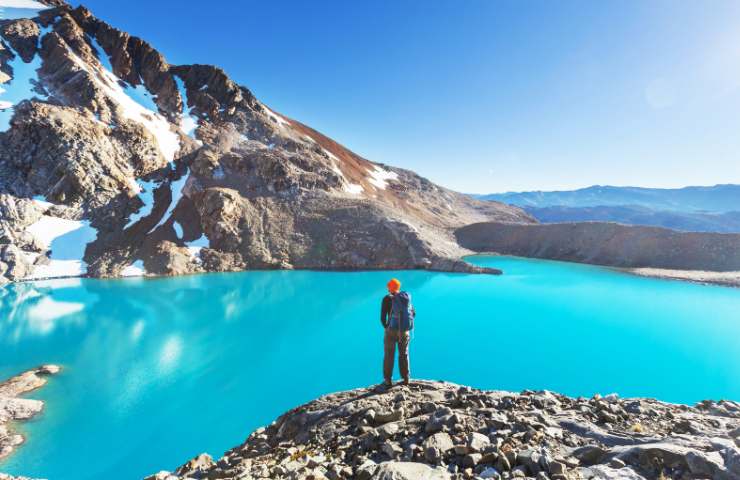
73, 0, 740, 193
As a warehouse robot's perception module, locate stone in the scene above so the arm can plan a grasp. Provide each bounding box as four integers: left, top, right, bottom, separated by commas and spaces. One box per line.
511, 465, 527, 477
570, 445, 607, 465
426, 408, 454, 434
581, 465, 647, 479
174, 453, 215, 476
516, 448, 542, 474
466, 432, 491, 453
381, 441, 403, 459
423, 432, 455, 462
479, 467, 500, 479
454, 445, 469, 455
377, 422, 400, 439
462, 453, 482, 468
548, 461, 566, 476
369, 461, 452, 480
375, 409, 404, 425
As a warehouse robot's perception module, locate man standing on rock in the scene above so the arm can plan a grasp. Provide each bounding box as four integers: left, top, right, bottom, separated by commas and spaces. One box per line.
380, 278, 415, 387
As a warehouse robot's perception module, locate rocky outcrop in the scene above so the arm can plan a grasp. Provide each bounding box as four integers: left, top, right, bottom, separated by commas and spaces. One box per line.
147, 380, 740, 480
0, 1, 533, 283
455, 222, 740, 273
0, 365, 60, 460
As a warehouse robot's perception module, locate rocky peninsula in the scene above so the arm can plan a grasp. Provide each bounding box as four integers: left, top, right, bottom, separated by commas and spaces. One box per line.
455, 222, 740, 287
143, 380, 740, 480
0, 365, 60, 461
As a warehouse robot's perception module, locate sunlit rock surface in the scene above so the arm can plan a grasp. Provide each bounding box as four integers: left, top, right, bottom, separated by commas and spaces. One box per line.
0, 364, 60, 461
147, 380, 740, 480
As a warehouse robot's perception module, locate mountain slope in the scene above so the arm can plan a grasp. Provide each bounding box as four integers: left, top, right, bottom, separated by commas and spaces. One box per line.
477, 184, 740, 213
0, 1, 532, 283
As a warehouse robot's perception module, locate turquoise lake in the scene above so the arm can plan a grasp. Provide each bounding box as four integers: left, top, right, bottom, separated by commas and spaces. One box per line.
1, 256, 739, 479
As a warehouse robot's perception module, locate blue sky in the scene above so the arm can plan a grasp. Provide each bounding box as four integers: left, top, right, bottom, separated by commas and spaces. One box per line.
75, 0, 740, 193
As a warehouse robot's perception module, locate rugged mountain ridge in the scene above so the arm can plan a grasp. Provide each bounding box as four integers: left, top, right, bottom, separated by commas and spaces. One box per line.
0, 1, 532, 284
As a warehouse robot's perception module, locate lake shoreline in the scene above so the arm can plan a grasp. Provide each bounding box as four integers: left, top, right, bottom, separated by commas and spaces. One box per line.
0, 365, 60, 463
465, 253, 740, 288
9, 254, 740, 289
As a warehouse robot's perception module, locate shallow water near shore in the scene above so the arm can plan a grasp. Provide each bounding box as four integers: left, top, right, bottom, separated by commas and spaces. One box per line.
1, 256, 739, 479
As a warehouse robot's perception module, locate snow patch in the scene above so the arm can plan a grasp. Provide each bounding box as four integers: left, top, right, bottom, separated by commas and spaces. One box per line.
185, 233, 209, 263
174, 75, 199, 139
0, 0, 47, 8
367, 165, 399, 190
0, 2, 48, 20
344, 183, 364, 195
261, 103, 290, 128
323, 148, 340, 162
125, 178, 158, 228
173, 221, 183, 239
121, 260, 146, 277
87, 34, 113, 72
0, 47, 47, 131
149, 170, 189, 232
25, 215, 97, 279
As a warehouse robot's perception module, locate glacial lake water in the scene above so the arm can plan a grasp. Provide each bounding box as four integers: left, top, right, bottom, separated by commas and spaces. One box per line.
1, 256, 739, 479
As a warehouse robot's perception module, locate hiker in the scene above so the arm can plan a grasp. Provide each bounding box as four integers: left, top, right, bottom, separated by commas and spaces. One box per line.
380, 278, 415, 387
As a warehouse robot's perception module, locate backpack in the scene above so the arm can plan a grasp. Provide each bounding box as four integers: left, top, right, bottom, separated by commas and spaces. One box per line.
389, 291, 414, 331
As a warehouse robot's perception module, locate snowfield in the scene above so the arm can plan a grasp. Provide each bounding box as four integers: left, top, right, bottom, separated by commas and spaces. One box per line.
25, 215, 98, 279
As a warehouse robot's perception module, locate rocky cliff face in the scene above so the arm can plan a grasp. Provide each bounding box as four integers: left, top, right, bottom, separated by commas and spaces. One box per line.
0, 1, 533, 284
147, 380, 740, 480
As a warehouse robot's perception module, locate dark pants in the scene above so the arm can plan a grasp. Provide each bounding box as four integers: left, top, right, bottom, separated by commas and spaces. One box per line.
383, 328, 410, 383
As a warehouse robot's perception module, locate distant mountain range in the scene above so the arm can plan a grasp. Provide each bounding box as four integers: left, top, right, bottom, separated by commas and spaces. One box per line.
474, 184, 740, 233
478, 184, 740, 213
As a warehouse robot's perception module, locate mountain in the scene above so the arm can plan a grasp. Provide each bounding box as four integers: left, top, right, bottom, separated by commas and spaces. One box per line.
523, 205, 740, 233
477, 184, 740, 213
0, 1, 532, 284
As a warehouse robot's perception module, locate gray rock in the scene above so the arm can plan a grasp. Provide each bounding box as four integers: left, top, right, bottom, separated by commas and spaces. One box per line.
462, 453, 481, 468
479, 467, 501, 479
516, 448, 542, 475
424, 432, 454, 462
370, 461, 451, 480
0, 366, 61, 462
580, 465, 647, 479
467, 432, 491, 453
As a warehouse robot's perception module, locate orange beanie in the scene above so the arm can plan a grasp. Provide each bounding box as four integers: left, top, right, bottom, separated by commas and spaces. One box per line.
387, 278, 401, 292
